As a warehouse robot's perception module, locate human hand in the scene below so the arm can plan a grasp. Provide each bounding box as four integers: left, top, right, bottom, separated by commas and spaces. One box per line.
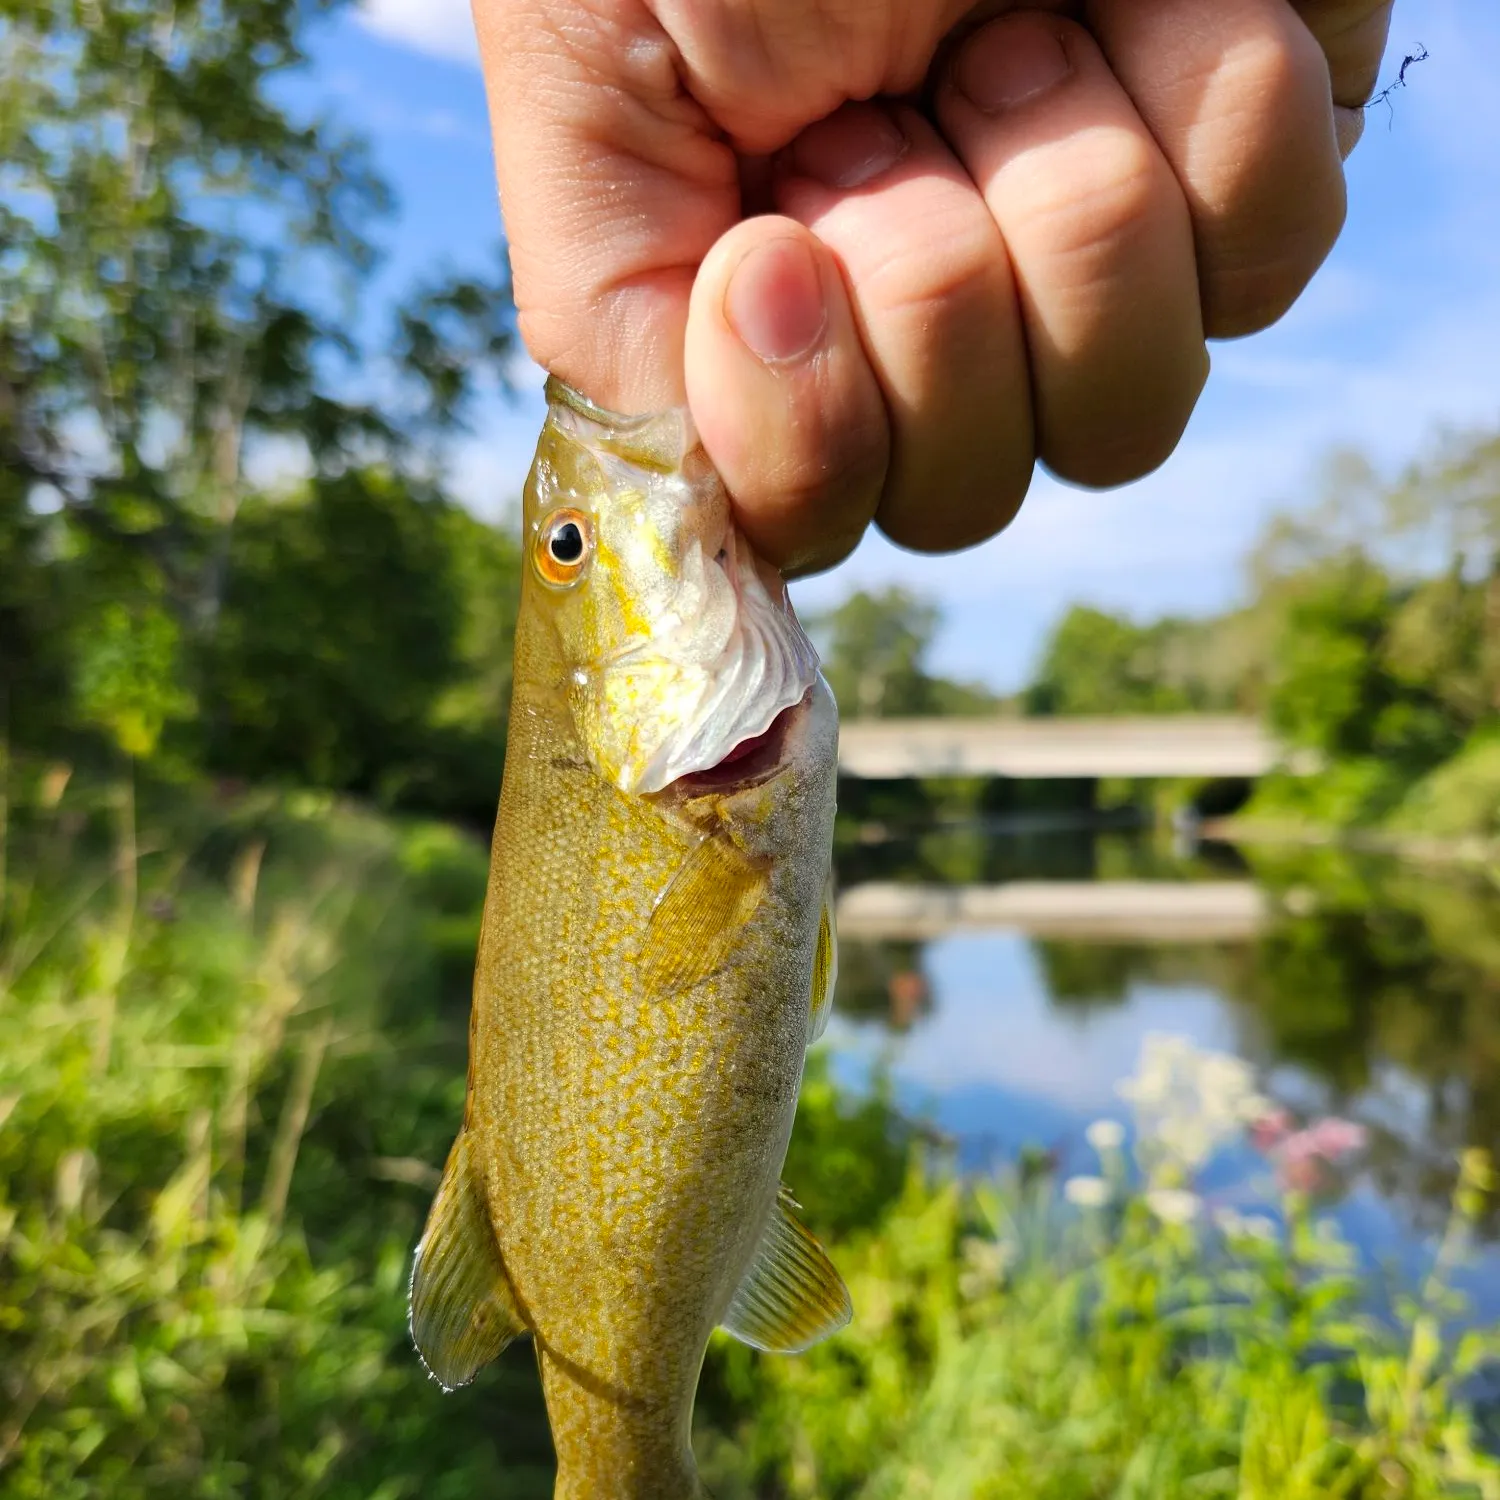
473, 0, 1393, 573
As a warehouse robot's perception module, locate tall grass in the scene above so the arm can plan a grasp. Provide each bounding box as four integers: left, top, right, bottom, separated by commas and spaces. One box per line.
2, 767, 1496, 1498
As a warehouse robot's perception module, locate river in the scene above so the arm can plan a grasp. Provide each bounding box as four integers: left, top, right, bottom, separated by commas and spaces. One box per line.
823, 822, 1500, 1302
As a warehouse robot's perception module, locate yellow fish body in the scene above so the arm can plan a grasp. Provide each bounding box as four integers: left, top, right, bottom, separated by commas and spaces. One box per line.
410, 379, 847, 1498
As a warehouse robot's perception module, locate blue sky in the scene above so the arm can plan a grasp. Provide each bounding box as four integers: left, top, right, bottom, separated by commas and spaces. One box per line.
311, 1, 1500, 689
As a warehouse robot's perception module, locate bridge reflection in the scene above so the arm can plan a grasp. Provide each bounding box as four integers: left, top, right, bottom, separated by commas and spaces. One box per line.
835, 880, 1268, 943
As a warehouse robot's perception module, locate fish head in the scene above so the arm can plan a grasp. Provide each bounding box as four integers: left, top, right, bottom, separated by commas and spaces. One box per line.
523, 379, 821, 796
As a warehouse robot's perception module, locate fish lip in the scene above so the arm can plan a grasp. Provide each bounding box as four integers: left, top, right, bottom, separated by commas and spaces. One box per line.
660, 693, 808, 796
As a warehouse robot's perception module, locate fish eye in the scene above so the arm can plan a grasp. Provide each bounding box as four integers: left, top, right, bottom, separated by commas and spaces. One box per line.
534, 508, 592, 587
550, 523, 584, 563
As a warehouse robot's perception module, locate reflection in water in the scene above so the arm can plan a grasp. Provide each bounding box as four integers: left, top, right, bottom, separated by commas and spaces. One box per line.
829, 830, 1500, 1245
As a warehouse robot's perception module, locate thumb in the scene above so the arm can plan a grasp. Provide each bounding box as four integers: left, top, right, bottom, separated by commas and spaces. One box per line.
472, 0, 739, 411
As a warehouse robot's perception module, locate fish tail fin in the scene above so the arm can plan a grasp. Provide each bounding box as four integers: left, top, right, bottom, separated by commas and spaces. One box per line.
409, 1128, 527, 1390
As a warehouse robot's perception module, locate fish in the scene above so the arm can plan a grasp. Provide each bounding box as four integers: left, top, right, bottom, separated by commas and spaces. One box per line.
409, 377, 848, 1499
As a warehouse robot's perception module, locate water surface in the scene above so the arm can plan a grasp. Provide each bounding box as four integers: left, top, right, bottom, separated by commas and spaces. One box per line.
825, 826, 1500, 1298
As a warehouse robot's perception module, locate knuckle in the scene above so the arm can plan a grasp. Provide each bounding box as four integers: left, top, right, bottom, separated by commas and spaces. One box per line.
864, 218, 1005, 327
1046, 353, 1207, 489
880, 474, 1027, 554
1230, 16, 1332, 117
1023, 131, 1170, 267
1194, 16, 1348, 339
1205, 180, 1347, 338
1048, 430, 1171, 491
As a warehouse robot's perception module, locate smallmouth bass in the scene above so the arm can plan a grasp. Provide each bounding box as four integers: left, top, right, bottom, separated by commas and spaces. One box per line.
410, 378, 847, 1498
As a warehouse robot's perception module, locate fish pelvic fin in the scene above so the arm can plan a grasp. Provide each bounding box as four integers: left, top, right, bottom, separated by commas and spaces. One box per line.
808, 873, 838, 1045
409, 1129, 527, 1391
720, 1185, 852, 1355
639, 835, 767, 995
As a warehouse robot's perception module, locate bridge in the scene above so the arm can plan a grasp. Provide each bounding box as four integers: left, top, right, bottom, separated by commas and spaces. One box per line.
836, 715, 1314, 780
835, 880, 1269, 943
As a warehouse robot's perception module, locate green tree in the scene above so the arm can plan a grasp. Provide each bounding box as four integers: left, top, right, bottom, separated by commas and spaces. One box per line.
200, 474, 521, 820
815, 587, 993, 719
1025, 605, 1232, 716
0, 0, 515, 765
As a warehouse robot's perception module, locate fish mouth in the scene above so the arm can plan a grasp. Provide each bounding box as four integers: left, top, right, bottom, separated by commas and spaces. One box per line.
665, 694, 808, 796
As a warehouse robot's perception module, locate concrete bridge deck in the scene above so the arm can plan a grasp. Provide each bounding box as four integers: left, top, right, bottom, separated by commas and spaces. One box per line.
835, 880, 1268, 943
837, 715, 1310, 780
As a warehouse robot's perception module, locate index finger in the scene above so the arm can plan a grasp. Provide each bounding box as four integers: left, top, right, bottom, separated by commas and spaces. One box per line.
472, 0, 738, 410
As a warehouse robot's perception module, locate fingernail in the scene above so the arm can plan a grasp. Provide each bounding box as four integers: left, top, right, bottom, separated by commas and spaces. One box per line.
791, 107, 907, 190
957, 22, 1072, 113
725, 236, 828, 365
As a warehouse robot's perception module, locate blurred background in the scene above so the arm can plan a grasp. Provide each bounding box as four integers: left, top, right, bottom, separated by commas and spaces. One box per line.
3, 2, 1499, 1497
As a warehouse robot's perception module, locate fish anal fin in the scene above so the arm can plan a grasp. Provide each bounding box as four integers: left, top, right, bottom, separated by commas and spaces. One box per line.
640, 836, 767, 995
721, 1184, 852, 1354
409, 1129, 526, 1390
808, 875, 838, 1044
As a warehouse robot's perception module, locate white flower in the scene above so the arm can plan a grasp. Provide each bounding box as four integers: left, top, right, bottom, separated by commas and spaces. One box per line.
1117, 1034, 1262, 1185
1085, 1119, 1125, 1155
1064, 1175, 1112, 1209
1145, 1187, 1202, 1225
1214, 1206, 1278, 1243
1212, 1206, 1244, 1237
1238, 1092, 1276, 1124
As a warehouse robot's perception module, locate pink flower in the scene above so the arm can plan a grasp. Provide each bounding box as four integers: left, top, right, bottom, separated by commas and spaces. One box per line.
1305, 1117, 1368, 1161
1273, 1116, 1368, 1194
1250, 1108, 1293, 1154
1278, 1150, 1327, 1193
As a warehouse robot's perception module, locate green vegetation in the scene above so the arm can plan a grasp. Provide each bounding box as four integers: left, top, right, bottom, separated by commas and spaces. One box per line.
814, 588, 997, 721
4, 779, 1498, 1498
0, 0, 521, 828
1025, 605, 1255, 717
1023, 440, 1500, 844
707, 1150, 1500, 1499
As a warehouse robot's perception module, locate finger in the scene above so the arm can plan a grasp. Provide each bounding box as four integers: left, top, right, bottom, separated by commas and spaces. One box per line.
1085, 0, 1349, 337
472, 0, 738, 411
684, 217, 890, 575
1290, 0, 1397, 158
1292, 0, 1395, 104
935, 14, 1208, 489
774, 103, 1034, 553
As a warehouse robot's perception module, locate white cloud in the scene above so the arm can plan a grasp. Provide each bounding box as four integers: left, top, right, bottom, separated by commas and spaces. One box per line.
359, 0, 479, 64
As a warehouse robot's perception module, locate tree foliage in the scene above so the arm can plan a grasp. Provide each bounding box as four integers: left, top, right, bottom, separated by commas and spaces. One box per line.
0, 0, 519, 819
814, 587, 994, 720
1023, 427, 1500, 835
1024, 606, 1242, 717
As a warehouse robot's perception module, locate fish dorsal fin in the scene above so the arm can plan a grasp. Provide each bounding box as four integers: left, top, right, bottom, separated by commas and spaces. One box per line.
409, 1130, 527, 1390
808, 875, 838, 1044
721, 1185, 852, 1354
640, 835, 767, 995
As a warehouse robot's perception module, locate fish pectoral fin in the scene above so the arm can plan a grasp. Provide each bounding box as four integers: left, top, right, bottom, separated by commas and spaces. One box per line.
639, 835, 767, 995
720, 1184, 852, 1354
807, 874, 838, 1044
409, 1129, 526, 1391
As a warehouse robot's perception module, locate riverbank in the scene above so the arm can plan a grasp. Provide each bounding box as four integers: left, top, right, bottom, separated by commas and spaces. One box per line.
4, 770, 1498, 1498
1205, 813, 1500, 872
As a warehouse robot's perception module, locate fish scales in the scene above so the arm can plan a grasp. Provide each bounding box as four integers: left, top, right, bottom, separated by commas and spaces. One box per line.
410, 379, 848, 1499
